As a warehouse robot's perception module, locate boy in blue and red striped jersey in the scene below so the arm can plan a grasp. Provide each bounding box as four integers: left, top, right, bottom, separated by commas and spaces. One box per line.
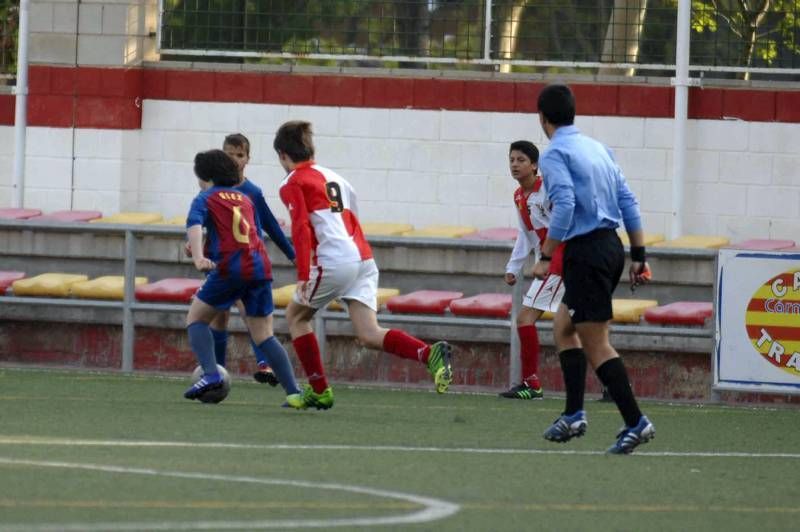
183, 149, 301, 403
201, 133, 296, 386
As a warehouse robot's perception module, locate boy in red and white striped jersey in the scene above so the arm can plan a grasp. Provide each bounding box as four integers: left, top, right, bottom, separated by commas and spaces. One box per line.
502, 141, 567, 400
274, 120, 453, 410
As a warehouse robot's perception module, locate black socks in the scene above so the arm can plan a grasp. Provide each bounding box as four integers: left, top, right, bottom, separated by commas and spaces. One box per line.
596, 357, 643, 428
559, 348, 587, 415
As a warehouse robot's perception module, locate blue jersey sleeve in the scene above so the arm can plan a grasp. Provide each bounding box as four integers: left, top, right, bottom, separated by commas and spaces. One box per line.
239, 180, 295, 262
186, 192, 208, 228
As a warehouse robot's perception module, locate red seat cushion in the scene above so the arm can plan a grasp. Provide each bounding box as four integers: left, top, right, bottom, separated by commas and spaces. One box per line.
0, 271, 26, 291
730, 239, 796, 251
31, 210, 103, 222
644, 301, 713, 326
135, 278, 203, 303
449, 293, 512, 318
0, 208, 42, 220
463, 227, 518, 241
386, 290, 463, 315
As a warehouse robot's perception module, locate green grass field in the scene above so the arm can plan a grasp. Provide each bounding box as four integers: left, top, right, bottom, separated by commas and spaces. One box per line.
1, 367, 799, 531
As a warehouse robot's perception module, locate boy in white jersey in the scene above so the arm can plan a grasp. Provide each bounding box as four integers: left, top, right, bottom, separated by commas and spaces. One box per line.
274, 120, 453, 410
502, 141, 566, 400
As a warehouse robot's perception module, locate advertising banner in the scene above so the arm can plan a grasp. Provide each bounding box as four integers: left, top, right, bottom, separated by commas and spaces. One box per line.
715, 249, 800, 394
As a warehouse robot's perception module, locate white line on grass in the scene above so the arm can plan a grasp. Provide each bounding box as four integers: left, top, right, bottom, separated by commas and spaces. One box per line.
0, 436, 798, 459
0, 457, 459, 531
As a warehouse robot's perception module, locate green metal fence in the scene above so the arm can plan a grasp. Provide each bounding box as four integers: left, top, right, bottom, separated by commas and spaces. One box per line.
158, 0, 800, 79
0, 0, 17, 76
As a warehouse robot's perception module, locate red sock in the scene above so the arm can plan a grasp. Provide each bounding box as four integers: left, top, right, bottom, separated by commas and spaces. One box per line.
518, 325, 541, 389
292, 333, 328, 393
383, 329, 430, 364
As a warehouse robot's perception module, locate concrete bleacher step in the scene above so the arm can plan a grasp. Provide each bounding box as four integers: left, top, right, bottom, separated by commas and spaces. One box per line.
386, 290, 464, 315
645, 301, 713, 326
91, 212, 164, 225
11, 273, 89, 297
462, 227, 518, 241
361, 222, 414, 236
401, 225, 477, 238
654, 235, 730, 249
135, 278, 203, 303
0, 271, 26, 294
449, 293, 512, 318
30, 210, 103, 222
328, 288, 401, 311
0, 208, 43, 220
71, 276, 149, 300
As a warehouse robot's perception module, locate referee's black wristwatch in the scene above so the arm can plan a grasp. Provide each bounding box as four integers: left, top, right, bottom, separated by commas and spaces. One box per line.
630, 246, 646, 262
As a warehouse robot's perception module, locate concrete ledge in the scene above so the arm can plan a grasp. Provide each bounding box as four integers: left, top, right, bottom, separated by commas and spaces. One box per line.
0, 219, 718, 302
0, 295, 714, 352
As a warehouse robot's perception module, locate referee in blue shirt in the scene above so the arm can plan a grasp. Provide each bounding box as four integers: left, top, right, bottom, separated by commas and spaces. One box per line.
532, 84, 655, 454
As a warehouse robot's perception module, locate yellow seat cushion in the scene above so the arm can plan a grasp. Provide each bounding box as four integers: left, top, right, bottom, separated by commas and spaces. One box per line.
361, 222, 414, 236
160, 215, 186, 226
618, 232, 666, 246
653, 235, 730, 249
273, 284, 296, 308
612, 299, 659, 323
71, 276, 148, 300
91, 212, 164, 225
12, 273, 89, 297
402, 225, 477, 238
328, 288, 401, 311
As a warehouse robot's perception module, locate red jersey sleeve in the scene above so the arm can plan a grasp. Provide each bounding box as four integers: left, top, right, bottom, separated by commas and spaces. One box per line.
280, 181, 313, 281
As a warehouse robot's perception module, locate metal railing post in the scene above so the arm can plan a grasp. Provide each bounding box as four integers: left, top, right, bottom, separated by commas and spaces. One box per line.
315, 312, 326, 361
509, 276, 523, 386
121, 230, 137, 372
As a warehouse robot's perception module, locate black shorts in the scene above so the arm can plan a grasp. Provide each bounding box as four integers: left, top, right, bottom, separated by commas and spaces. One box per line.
562, 228, 625, 324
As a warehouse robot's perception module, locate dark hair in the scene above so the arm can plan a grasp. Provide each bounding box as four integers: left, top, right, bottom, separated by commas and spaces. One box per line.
223, 133, 250, 155
509, 140, 539, 163
273, 120, 314, 162
194, 149, 240, 187
537, 84, 575, 126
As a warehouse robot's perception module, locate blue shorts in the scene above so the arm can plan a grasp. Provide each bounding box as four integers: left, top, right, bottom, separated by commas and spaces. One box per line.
196, 272, 274, 317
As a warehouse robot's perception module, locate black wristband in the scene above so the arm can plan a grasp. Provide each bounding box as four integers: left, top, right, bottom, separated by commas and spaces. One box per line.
630, 246, 646, 262
540, 254, 552, 261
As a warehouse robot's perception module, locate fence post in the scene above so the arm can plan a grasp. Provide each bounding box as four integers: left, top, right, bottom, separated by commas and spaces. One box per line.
671, 0, 692, 239
122, 230, 137, 372
483, 0, 493, 61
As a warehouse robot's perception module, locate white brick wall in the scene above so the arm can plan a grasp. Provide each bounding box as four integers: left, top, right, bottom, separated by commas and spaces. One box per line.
2, 102, 799, 241
31, 0, 156, 66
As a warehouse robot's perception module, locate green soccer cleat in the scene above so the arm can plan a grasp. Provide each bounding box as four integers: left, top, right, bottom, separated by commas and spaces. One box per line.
499, 383, 543, 400
286, 384, 334, 410
427, 341, 453, 394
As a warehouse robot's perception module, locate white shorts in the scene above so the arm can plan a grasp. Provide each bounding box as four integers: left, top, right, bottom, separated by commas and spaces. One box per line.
294, 259, 379, 312
523, 273, 565, 313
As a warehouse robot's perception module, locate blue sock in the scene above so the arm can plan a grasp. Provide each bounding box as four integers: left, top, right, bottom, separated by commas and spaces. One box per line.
250, 337, 268, 366
210, 328, 228, 367
187, 322, 218, 376
257, 337, 301, 394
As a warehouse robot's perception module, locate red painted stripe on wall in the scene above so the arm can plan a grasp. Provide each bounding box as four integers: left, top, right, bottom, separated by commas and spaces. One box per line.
1, 65, 798, 129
